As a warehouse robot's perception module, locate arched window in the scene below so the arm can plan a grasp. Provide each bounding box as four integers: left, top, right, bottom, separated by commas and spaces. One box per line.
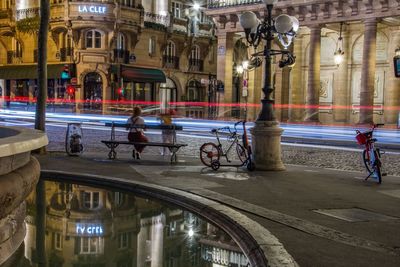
187, 80, 202, 102
190, 45, 200, 61
148, 36, 156, 56
117, 33, 125, 50
14, 38, 22, 58
164, 41, 175, 58
163, 41, 176, 65
86, 30, 102, 49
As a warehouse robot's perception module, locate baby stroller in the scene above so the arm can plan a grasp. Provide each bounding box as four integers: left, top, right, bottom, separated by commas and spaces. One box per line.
66, 123, 84, 156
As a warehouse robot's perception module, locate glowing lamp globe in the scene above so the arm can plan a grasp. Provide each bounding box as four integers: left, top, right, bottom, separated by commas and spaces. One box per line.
274, 14, 293, 34
240, 11, 258, 30
291, 16, 300, 33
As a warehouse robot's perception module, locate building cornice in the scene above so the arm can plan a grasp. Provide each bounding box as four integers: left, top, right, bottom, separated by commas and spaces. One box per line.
206, 0, 400, 31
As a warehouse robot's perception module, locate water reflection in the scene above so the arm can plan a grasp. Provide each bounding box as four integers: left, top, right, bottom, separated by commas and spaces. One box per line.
16, 180, 250, 267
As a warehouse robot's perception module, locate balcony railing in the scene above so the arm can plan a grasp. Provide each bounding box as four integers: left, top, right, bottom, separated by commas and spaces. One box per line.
189, 58, 204, 72
16, 7, 40, 20
144, 12, 170, 28
113, 49, 130, 64
60, 47, 74, 61
7, 51, 23, 64
207, 0, 262, 9
163, 55, 180, 69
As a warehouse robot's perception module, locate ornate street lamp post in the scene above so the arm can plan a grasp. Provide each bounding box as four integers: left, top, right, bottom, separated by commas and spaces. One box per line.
240, 0, 299, 170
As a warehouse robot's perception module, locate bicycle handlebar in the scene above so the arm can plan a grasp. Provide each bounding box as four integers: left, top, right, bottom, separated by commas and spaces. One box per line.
211, 121, 247, 135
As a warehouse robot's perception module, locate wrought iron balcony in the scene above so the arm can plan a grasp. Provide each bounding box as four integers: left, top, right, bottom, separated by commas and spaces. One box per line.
16, 7, 40, 20
144, 12, 170, 29
7, 51, 23, 64
114, 49, 130, 64
207, 0, 262, 9
189, 58, 204, 72
60, 47, 74, 61
163, 55, 180, 69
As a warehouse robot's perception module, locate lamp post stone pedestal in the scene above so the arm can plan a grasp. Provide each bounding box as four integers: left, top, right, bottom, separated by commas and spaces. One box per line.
251, 121, 285, 171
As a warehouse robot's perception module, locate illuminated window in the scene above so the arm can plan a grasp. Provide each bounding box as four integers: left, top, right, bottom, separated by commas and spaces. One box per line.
117, 33, 125, 50
171, 2, 182, 18
148, 36, 156, 56
187, 80, 201, 101
163, 41, 175, 62
83, 191, 100, 209
86, 30, 102, 49
13, 39, 22, 58
114, 192, 123, 207
54, 232, 62, 250
118, 232, 129, 249
80, 237, 103, 254
190, 45, 200, 61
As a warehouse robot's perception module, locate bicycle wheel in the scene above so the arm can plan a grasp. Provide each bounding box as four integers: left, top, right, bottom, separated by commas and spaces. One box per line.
373, 151, 382, 184
362, 150, 373, 173
200, 143, 220, 167
236, 143, 248, 163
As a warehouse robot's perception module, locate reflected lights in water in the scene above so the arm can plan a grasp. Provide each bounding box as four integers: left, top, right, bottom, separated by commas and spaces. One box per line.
14, 180, 251, 267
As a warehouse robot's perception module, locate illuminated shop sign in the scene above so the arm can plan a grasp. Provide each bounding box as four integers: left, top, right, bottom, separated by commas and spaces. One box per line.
76, 224, 104, 235
78, 5, 107, 14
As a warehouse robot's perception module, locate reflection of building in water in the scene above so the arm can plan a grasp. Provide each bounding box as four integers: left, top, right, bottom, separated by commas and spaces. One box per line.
24, 181, 249, 267
200, 223, 250, 267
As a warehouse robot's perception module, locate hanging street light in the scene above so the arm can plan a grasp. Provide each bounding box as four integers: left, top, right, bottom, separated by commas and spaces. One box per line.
334, 22, 345, 66
239, 0, 299, 170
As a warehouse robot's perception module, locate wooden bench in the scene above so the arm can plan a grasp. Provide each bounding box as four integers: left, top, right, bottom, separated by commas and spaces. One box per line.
101, 122, 187, 163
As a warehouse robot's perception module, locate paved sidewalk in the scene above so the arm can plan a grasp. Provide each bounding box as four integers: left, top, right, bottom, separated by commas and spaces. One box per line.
37, 151, 400, 267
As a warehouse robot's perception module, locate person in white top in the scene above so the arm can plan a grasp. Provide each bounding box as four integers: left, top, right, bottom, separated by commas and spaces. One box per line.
127, 106, 148, 159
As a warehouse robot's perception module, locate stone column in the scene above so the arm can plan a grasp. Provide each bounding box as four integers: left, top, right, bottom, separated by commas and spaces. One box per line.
358, 18, 377, 125
384, 29, 400, 125
280, 67, 291, 122
333, 32, 349, 123
305, 25, 321, 123
274, 68, 283, 121
216, 32, 234, 117
289, 34, 304, 122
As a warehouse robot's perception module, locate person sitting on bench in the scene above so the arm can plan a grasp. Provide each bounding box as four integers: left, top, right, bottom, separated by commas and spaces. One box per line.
127, 106, 148, 159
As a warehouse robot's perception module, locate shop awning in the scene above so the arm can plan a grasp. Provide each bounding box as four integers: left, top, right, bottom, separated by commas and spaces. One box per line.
120, 65, 166, 83
0, 64, 68, 79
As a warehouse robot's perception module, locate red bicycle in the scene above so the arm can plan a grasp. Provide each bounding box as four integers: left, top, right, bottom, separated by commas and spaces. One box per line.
355, 124, 385, 184
200, 121, 255, 171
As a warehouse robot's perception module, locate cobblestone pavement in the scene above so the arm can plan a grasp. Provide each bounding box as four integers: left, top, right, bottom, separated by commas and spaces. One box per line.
47, 125, 400, 177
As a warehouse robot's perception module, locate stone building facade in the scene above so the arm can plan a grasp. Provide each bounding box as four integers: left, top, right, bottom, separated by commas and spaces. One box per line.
0, 0, 217, 117
206, 0, 400, 125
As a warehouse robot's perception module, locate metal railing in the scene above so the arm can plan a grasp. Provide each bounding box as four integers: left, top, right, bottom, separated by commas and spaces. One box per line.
7, 51, 22, 64
16, 7, 40, 20
60, 47, 74, 62
113, 49, 130, 63
144, 12, 170, 27
163, 55, 180, 69
189, 58, 204, 72
207, 0, 262, 9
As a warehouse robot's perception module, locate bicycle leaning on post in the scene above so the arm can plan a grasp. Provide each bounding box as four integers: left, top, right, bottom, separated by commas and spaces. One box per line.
355, 124, 386, 184
199, 121, 255, 171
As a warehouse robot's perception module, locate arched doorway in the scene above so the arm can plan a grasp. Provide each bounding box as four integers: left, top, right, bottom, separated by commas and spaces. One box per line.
159, 78, 177, 114
84, 72, 102, 110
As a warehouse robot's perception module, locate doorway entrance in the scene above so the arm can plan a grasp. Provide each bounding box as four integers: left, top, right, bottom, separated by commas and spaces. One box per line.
84, 72, 102, 110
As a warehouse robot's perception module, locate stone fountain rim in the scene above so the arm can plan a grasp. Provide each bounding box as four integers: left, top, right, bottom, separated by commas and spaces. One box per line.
0, 126, 48, 157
